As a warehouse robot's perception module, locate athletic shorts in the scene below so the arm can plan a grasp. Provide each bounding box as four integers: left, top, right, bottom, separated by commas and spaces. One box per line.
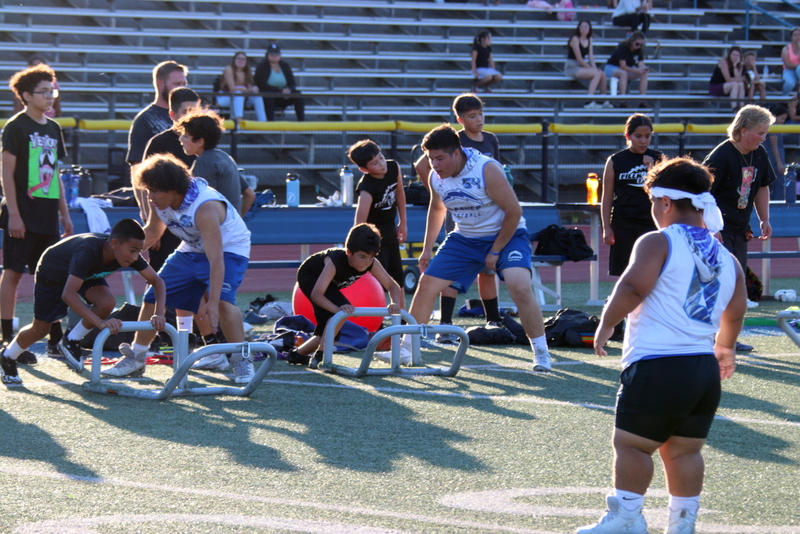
604, 64, 620, 80
608, 217, 656, 276
720, 229, 748, 271
33, 278, 108, 323
297, 269, 350, 337
425, 228, 532, 293
143, 251, 248, 313
615, 354, 721, 443
378, 238, 403, 289
2, 232, 59, 274
444, 213, 493, 276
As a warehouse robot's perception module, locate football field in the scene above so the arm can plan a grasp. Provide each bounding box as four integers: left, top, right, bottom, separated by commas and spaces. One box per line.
1, 284, 799, 534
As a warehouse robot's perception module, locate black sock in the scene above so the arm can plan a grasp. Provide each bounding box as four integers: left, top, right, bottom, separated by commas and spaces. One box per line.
482, 297, 502, 323
203, 333, 218, 345
439, 295, 456, 324
48, 321, 63, 346
1, 319, 13, 344
312, 350, 323, 361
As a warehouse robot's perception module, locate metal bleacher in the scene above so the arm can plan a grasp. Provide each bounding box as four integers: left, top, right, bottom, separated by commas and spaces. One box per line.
0, 0, 794, 200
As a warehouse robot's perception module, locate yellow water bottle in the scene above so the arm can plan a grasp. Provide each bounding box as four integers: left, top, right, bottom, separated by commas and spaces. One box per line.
586, 172, 599, 205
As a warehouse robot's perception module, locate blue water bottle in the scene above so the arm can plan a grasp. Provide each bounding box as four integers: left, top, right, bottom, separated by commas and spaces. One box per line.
286, 173, 300, 207
785, 164, 797, 204
59, 168, 73, 206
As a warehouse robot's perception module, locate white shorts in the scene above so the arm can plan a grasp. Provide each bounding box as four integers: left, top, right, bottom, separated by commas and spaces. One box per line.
476, 67, 501, 79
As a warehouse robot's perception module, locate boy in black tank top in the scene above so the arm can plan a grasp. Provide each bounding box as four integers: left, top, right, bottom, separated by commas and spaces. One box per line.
287, 223, 402, 369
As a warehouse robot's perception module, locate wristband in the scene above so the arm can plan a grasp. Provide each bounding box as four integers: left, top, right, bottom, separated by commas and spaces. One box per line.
489, 251, 501, 256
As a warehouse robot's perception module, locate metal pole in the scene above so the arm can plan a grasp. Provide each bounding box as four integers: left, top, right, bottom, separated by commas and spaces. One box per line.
540, 121, 549, 203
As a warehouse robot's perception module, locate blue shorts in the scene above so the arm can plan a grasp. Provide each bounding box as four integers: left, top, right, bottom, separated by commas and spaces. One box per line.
143, 251, 248, 313
425, 228, 532, 293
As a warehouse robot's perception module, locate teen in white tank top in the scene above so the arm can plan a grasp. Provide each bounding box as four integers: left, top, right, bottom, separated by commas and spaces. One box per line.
154, 178, 251, 258
429, 147, 526, 238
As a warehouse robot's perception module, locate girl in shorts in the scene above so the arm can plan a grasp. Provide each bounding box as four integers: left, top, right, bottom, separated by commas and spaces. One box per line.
600, 113, 664, 276
471, 29, 503, 93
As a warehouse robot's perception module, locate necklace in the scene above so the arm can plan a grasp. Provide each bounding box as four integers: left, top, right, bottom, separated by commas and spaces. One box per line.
734, 141, 754, 169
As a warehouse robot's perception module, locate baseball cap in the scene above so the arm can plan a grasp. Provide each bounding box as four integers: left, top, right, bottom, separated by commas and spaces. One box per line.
267, 43, 281, 55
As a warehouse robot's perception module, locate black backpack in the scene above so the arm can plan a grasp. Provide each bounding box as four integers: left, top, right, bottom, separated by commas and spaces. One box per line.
543, 308, 599, 348
534, 224, 594, 261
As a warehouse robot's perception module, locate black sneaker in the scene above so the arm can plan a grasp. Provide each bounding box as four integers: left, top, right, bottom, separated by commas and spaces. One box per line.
16, 350, 38, 365
486, 321, 503, 329
309, 355, 322, 370
46, 343, 61, 357
1, 349, 21, 384
58, 338, 85, 373
286, 349, 310, 366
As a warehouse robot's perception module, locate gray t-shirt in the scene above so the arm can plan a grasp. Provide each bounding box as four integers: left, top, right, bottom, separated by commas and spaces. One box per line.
190, 148, 248, 214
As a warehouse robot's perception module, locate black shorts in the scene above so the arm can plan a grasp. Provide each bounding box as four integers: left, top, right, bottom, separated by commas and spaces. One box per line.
148, 230, 181, 273
720, 229, 748, 272
33, 278, 108, 323
378, 239, 403, 289
297, 269, 350, 337
615, 354, 721, 443
2, 232, 59, 274
609, 217, 656, 276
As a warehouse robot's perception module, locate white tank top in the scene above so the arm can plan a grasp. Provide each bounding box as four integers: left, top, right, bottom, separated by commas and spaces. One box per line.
155, 178, 251, 258
622, 224, 737, 369
430, 147, 526, 238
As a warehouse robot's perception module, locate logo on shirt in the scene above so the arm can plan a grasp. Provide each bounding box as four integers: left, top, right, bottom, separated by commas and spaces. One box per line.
442, 190, 481, 205
618, 164, 649, 187
684, 268, 720, 324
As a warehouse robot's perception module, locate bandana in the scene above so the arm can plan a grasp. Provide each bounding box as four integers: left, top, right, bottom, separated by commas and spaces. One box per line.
649, 187, 724, 234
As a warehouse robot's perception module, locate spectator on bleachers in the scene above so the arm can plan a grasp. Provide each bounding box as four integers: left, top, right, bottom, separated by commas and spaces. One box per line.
13, 56, 61, 118
611, 0, 651, 35
780, 27, 800, 96
127, 60, 188, 269
471, 30, 503, 93
566, 21, 611, 109
604, 32, 649, 108
709, 47, 747, 111
254, 43, 305, 122
216, 51, 267, 123
175, 109, 255, 217
743, 51, 767, 103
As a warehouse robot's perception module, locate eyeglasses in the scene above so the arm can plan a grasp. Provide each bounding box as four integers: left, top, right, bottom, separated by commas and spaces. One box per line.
632, 42, 644, 48
32, 89, 59, 98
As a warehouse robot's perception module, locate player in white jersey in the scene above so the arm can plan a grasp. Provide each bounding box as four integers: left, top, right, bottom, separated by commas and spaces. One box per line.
384, 124, 551, 371
578, 156, 746, 534
102, 154, 255, 384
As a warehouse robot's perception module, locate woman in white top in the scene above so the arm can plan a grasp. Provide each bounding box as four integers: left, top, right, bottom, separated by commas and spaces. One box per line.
566, 20, 611, 109
612, 0, 652, 35
216, 51, 267, 122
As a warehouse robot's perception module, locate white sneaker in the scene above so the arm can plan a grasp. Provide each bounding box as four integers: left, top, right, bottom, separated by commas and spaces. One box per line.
373, 346, 412, 366
101, 343, 147, 378
192, 353, 230, 371
665, 508, 697, 534
584, 101, 599, 109
576, 496, 648, 534
232, 358, 255, 384
532, 347, 552, 372
602, 100, 615, 108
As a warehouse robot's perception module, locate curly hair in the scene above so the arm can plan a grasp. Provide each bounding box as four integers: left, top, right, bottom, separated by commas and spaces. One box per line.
175, 108, 226, 151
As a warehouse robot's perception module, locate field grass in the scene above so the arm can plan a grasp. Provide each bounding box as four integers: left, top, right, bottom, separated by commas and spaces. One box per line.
1, 282, 799, 534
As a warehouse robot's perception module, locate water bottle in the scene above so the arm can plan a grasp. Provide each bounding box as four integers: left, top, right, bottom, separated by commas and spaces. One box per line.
286, 173, 300, 207
69, 165, 80, 206
586, 172, 599, 205
78, 167, 93, 198
785, 164, 797, 204
763, 65, 768, 78
59, 168, 74, 206
503, 164, 514, 188
340, 165, 354, 207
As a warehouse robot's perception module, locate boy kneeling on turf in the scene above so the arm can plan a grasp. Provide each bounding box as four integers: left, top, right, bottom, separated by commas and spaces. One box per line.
1, 219, 167, 385
286, 223, 402, 369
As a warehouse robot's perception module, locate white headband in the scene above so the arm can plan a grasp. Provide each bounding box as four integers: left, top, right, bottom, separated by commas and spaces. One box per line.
649, 187, 724, 234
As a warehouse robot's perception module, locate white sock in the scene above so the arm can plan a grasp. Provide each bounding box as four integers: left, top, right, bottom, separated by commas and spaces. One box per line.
4, 340, 24, 359
132, 343, 150, 357
614, 489, 644, 512
177, 316, 193, 331
529, 334, 548, 353
68, 321, 92, 341
668, 495, 700, 514
400, 335, 412, 351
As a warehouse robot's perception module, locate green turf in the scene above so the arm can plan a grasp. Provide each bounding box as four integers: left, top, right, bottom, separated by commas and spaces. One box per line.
1, 283, 799, 533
